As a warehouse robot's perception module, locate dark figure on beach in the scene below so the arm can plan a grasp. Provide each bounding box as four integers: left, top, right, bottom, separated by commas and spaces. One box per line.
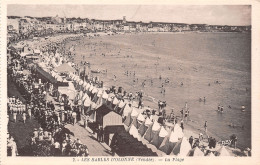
180, 109, 184, 118
218, 105, 221, 111
181, 82, 183, 86
204, 121, 208, 133
159, 75, 162, 80
203, 97, 206, 103
189, 136, 193, 147
220, 106, 224, 113
180, 120, 184, 132
199, 97, 202, 102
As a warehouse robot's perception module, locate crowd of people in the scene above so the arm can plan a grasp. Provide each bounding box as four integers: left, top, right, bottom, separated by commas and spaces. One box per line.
7, 45, 90, 156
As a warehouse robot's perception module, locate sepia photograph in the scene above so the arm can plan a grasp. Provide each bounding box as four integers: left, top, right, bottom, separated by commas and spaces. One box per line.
5, 3, 253, 159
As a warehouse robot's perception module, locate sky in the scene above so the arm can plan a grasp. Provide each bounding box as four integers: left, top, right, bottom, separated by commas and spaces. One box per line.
7, 5, 251, 26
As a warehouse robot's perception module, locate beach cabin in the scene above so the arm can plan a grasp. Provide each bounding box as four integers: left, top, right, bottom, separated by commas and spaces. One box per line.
94, 105, 123, 145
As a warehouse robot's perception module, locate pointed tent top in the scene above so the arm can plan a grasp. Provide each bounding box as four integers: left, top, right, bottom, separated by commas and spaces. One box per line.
82, 92, 89, 101
207, 152, 216, 157
102, 91, 108, 99
172, 137, 191, 156
97, 90, 103, 97
83, 97, 91, 107
129, 124, 140, 139
89, 85, 94, 92
123, 104, 132, 117
144, 117, 153, 126
169, 130, 178, 143
216, 146, 231, 156
118, 100, 126, 108
112, 97, 119, 105
169, 124, 184, 143
85, 83, 91, 91
91, 87, 98, 94
137, 113, 145, 122
152, 120, 161, 132
131, 107, 139, 117
159, 126, 168, 138
91, 102, 97, 109
189, 147, 204, 156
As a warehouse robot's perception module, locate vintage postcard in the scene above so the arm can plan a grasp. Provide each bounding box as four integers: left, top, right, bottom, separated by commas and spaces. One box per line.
1, 0, 260, 165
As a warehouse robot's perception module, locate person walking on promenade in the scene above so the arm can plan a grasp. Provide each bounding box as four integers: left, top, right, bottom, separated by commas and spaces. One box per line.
204, 121, 208, 133
28, 107, 31, 119
100, 126, 104, 142
22, 112, 26, 123
97, 125, 101, 142
72, 111, 77, 125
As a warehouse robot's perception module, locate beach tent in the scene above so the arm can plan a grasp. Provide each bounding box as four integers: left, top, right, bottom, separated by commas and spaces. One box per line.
82, 92, 89, 102
162, 124, 184, 154
215, 146, 231, 156
158, 131, 173, 154
171, 137, 191, 156
129, 124, 141, 140
102, 91, 108, 99
123, 105, 133, 127
116, 100, 126, 113
136, 113, 145, 128
118, 100, 126, 109
207, 152, 216, 157
112, 97, 119, 105
138, 117, 153, 137
92, 87, 98, 94
187, 147, 204, 156
150, 121, 161, 147
151, 126, 168, 148
88, 85, 94, 92
122, 104, 132, 117
84, 83, 91, 91
143, 120, 157, 142
171, 124, 184, 141
97, 90, 103, 97
96, 95, 104, 109
130, 107, 139, 128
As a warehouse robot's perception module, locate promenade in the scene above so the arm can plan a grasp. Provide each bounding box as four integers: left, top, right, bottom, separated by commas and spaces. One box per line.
65, 124, 113, 156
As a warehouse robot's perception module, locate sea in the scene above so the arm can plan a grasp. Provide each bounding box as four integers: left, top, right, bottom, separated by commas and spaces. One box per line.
65, 32, 251, 149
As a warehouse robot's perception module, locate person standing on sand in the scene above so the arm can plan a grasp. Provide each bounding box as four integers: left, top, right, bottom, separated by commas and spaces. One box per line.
204, 121, 208, 133
180, 120, 184, 132
189, 136, 193, 147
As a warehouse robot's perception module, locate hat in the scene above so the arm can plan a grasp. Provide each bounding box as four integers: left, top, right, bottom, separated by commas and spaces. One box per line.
34, 128, 38, 131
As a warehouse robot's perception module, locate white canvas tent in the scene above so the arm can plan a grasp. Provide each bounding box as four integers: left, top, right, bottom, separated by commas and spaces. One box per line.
171, 137, 191, 156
